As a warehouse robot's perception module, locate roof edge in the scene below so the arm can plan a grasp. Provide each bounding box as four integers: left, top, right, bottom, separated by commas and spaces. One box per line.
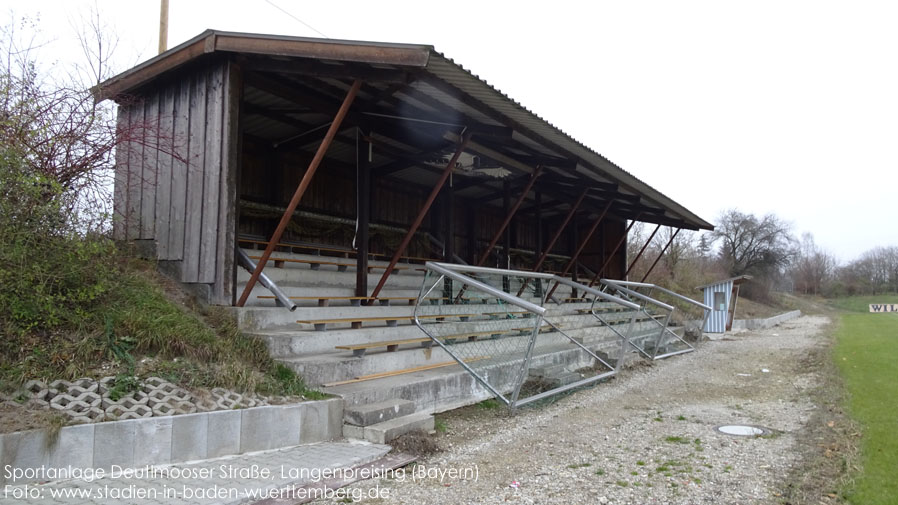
93, 29, 432, 101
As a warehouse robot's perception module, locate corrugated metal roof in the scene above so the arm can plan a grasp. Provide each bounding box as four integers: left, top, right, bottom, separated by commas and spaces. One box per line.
98, 29, 713, 231
423, 54, 712, 229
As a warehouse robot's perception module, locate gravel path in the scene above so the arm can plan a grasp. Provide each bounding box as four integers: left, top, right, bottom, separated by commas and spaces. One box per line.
317, 315, 832, 505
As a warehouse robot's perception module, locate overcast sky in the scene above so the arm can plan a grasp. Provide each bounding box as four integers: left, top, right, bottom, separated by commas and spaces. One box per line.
8, 0, 898, 262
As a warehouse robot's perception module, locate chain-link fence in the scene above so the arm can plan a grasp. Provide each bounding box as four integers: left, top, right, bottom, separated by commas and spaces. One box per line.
414, 263, 642, 409
600, 279, 711, 360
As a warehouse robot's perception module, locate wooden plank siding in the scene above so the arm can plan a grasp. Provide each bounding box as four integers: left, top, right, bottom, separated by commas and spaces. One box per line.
182, 69, 207, 282
168, 78, 191, 261
139, 95, 158, 240
125, 104, 143, 240
112, 59, 238, 303
199, 65, 225, 283
154, 86, 176, 259
112, 110, 129, 240
213, 63, 243, 305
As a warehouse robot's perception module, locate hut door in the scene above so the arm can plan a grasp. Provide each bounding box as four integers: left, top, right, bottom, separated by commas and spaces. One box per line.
726, 285, 740, 331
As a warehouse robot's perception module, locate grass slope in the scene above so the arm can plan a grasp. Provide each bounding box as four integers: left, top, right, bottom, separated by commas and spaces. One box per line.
0, 257, 320, 399
832, 295, 898, 504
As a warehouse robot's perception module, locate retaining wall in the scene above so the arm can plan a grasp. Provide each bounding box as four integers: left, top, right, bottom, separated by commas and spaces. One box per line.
731, 310, 802, 331
0, 397, 342, 485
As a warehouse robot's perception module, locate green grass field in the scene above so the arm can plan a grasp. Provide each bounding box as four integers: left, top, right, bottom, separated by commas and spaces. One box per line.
832, 295, 898, 504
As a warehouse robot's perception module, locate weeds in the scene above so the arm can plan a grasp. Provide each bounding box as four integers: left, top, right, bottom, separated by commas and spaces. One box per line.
476, 398, 501, 410
0, 254, 320, 399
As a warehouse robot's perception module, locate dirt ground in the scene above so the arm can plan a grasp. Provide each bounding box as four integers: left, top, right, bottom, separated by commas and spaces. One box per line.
317, 315, 855, 505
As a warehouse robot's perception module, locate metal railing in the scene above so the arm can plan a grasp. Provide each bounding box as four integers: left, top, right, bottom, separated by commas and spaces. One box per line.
600, 279, 711, 360
237, 249, 297, 311
413, 262, 639, 410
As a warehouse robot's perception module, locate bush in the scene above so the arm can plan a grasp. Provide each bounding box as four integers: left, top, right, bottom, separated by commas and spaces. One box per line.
0, 150, 117, 335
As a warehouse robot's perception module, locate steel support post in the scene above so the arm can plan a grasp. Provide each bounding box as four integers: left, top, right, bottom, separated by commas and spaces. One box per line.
639, 227, 680, 283
368, 131, 472, 301
545, 200, 612, 300
442, 183, 455, 300
516, 188, 589, 297
588, 217, 641, 288
355, 128, 372, 297
624, 223, 661, 279
237, 80, 362, 307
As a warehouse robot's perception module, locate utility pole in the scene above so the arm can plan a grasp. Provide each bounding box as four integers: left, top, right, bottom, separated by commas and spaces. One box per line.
159, 0, 169, 54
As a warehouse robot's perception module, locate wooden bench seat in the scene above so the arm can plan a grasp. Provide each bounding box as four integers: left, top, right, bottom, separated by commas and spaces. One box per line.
297, 313, 479, 331
337, 329, 511, 357
240, 239, 354, 256
249, 255, 423, 274
336, 337, 435, 357
334, 322, 563, 356
257, 295, 447, 307
239, 238, 435, 264
483, 310, 532, 319
575, 306, 627, 314
249, 255, 353, 271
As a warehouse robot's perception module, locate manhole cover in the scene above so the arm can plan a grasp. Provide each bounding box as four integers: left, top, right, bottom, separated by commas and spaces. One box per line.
716, 425, 768, 436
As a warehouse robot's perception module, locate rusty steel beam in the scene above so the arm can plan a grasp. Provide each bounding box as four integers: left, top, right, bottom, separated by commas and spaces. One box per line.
236, 80, 363, 307
452, 166, 542, 303
476, 166, 543, 266
640, 228, 681, 283
516, 188, 589, 297
588, 216, 641, 287
368, 131, 472, 302
624, 223, 661, 279
530, 188, 588, 273
545, 200, 613, 300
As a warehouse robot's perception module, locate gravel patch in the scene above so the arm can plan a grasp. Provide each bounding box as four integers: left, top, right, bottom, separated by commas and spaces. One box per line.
316, 315, 831, 505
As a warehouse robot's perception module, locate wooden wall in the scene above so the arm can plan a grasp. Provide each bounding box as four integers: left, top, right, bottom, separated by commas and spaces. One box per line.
237, 144, 604, 271
113, 59, 240, 305
580, 219, 627, 280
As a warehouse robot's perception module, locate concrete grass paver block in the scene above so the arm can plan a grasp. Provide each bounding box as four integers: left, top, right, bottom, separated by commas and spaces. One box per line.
93, 420, 136, 471
133, 416, 173, 466
171, 413, 207, 463
344, 398, 415, 427
206, 410, 241, 458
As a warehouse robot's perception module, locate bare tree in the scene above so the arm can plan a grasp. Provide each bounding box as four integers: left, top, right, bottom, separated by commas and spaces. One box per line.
841, 246, 898, 294
791, 232, 836, 295
710, 209, 795, 277
1, 12, 177, 231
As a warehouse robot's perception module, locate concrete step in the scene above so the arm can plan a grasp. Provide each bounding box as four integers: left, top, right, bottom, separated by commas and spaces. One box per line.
547, 371, 583, 388
239, 299, 636, 332
344, 398, 416, 427
259, 311, 647, 356
279, 321, 655, 386
237, 265, 581, 297
324, 333, 636, 413
528, 363, 567, 378
343, 412, 435, 443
